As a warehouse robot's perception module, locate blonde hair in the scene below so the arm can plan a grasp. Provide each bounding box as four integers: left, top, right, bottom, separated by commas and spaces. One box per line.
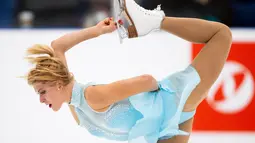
24, 44, 73, 86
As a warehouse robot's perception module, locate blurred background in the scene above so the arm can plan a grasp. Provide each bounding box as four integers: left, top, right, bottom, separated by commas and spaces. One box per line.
1, 0, 255, 143
0, 0, 255, 28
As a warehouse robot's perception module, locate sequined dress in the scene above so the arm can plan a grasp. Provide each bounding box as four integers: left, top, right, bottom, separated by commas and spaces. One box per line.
69, 65, 200, 143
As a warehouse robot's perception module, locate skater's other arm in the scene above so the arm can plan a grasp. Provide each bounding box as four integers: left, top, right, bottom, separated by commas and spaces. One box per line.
51, 17, 116, 53
85, 74, 158, 110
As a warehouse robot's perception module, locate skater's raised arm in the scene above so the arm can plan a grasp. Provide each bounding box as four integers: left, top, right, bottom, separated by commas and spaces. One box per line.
52, 17, 117, 53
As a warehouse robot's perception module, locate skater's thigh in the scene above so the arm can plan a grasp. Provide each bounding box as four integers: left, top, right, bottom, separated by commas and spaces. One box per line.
157, 118, 194, 143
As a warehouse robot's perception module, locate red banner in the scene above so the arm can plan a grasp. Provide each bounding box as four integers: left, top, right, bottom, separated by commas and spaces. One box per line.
192, 43, 255, 131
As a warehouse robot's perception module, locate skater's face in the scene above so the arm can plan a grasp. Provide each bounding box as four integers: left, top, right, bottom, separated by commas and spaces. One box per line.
33, 81, 65, 112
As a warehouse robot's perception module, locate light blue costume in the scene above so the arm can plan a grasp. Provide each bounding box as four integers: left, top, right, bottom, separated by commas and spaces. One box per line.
69, 65, 201, 143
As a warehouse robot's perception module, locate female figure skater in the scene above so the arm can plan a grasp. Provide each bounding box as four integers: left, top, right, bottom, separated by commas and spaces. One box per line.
24, 0, 232, 143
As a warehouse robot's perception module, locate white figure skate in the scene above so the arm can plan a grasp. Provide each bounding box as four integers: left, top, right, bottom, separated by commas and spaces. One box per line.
113, 0, 165, 43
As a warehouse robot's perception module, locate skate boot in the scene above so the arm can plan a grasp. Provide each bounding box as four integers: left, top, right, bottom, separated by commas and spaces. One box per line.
113, 0, 165, 43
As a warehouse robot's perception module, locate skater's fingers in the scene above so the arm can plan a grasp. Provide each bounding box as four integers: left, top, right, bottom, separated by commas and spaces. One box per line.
118, 19, 124, 25
103, 22, 115, 30
105, 17, 113, 21
99, 17, 118, 34
108, 20, 116, 27
104, 19, 110, 25
104, 18, 116, 26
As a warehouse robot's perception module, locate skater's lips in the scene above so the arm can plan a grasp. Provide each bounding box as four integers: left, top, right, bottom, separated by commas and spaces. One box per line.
45, 103, 52, 108
44, 102, 51, 106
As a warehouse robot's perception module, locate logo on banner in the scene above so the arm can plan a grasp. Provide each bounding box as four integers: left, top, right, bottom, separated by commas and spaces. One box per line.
207, 61, 254, 114
192, 42, 255, 131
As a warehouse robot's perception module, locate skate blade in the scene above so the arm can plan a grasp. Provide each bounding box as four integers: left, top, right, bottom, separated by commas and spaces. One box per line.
113, 0, 138, 43
113, 0, 127, 43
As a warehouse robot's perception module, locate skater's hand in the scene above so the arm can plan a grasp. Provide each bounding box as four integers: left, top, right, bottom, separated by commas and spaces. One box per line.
96, 17, 117, 35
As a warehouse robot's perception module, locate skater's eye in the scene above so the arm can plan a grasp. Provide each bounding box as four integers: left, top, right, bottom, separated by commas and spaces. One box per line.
39, 90, 46, 95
